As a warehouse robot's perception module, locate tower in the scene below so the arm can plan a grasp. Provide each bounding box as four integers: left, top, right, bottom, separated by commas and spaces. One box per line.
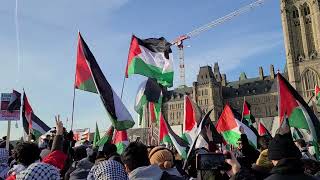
281, 0, 320, 100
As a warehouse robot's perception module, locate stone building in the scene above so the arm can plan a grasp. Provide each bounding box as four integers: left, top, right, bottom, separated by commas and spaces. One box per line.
281, 0, 320, 99
142, 0, 320, 143
161, 64, 278, 126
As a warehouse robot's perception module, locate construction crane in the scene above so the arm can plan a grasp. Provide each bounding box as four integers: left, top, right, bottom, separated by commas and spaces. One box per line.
172, 0, 268, 86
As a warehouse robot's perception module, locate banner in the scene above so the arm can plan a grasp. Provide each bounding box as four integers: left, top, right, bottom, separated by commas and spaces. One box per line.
0, 93, 20, 121
73, 128, 90, 141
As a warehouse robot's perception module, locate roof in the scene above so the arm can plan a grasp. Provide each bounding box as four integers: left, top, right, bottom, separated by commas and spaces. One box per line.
163, 86, 193, 102
222, 76, 277, 98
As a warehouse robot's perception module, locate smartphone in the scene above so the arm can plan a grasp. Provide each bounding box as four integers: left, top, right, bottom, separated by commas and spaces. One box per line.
196, 153, 225, 170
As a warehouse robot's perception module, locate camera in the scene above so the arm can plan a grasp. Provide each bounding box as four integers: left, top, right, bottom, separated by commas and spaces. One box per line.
196, 153, 231, 171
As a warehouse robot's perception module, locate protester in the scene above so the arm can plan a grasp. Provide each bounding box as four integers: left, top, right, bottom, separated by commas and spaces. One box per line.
235, 127, 259, 168
295, 139, 314, 160
65, 145, 91, 180
0, 148, 9, 180
251, 149, 273, 180
149, 146, 182, 177
7, 142, 41, 177
122, 142, 184, 180
95, 143, 121, 164
257, 136, 271, 152
266, 132, 317, 180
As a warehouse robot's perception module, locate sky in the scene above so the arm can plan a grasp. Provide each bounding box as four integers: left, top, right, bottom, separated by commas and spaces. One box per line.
0, 0, 286, 140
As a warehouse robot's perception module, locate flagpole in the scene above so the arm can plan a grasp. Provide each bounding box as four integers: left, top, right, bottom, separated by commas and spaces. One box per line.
120, 75, 126, 100
6, 121, 11, 151
71, 85, 76, 130
241, 96, 245, 122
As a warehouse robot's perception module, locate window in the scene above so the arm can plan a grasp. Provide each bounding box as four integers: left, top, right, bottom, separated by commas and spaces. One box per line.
302, 68, 320, 98
205, 89, 208, 95
303, 6, 310, 16
292, 9, 299, 18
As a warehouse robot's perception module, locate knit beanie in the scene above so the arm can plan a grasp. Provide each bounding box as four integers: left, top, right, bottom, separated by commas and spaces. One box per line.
268, 133, 301, 160
149, 146, 174, 169
256, 149, 273, 169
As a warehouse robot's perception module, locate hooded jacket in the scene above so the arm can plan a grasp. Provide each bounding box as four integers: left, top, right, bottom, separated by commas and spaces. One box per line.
265, 158, 317, 180
129, 165, 163, 180
69, 158, 93, 180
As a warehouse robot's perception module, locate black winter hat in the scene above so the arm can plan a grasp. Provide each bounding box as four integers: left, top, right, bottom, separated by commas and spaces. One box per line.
268, 133, 301, 160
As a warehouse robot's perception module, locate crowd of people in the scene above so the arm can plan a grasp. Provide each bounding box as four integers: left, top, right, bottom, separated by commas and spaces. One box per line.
1, 117, 320, 180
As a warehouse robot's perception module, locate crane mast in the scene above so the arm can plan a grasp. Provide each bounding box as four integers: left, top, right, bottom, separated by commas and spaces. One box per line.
173, 0, 267, 86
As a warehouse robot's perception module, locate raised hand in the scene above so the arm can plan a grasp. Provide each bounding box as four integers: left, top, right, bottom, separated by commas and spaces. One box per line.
55, 115, 64, 135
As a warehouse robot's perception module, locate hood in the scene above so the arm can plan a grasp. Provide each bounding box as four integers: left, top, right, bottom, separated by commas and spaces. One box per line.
164, 167, 182, 177
129, 165, 163, 180
77, 158, 94, 169
271, 158, 304, 175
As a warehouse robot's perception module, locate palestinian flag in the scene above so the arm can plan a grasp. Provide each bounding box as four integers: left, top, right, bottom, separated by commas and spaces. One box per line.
162, 113, 189, 159
150, 94, 163, 125
277, 73, 320, 159
96, 126, 114, 147
93, 122, 101, 147
113, 130, 129, 155
159, 113, 172, 144
149, 102, 156, 123
216, 104, 257, 148
125, 35, 174, 87
316, 86, 320, 107
22, 92, 50, 139
134, 78, 162, 119
258, 122, 269, 136
76, 33, 134, 130
184, 109, 214, 164
7, 90, 21, 112
242, 101, 255, 126
182, 95, 202, 144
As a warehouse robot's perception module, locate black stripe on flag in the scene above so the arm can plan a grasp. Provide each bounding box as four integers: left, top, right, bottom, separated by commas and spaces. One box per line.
145, 78, 162, 102
31, 113, 50, 132
79, 34, 117, 120
136, 36, 172, 59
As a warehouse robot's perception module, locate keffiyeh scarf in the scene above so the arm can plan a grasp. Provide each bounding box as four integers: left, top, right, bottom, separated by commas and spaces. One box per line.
16, 162, 60, 180
87, 160, 128, 180
0, 148, 9, 179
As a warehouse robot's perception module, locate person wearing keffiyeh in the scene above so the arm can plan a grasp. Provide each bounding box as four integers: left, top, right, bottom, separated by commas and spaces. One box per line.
0, 148, 9, 180
16, 162, 60, 180
87, 160, 128, 180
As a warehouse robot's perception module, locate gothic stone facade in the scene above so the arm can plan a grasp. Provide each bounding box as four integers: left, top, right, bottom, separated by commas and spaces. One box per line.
143, 0, 320, 140
281, 0, 320, 98
161, 64, 278, 126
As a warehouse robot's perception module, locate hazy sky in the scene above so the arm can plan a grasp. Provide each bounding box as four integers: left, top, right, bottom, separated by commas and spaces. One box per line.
0, 0, 286, 140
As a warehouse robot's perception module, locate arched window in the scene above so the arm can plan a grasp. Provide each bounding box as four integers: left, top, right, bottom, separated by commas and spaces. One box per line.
301, 3, 316, 56
288, 6, 304, 61
301, 69, 320, 98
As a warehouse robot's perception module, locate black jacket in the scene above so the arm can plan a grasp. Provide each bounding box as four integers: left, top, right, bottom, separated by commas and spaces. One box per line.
265, 158, 317, 180
237, 134, 260, 168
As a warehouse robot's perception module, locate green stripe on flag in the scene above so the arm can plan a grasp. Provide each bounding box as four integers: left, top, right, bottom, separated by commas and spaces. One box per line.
221, 130, 241, 147
161, 135, 172, 144
288, 108, 309, 130
77, 78, 97, 93
127, 57, 173, 87
116, 142, 127, 155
